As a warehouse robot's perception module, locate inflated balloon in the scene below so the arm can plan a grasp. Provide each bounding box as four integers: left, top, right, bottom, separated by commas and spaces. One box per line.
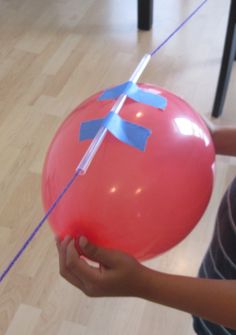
42, 83, 215, 260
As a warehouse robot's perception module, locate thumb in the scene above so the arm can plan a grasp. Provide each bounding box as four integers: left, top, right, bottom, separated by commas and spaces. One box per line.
79, 236, 118, 268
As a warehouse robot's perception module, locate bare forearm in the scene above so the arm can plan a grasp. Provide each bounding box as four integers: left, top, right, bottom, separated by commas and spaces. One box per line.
212, 126, 236, 157
138, 267, 236, 329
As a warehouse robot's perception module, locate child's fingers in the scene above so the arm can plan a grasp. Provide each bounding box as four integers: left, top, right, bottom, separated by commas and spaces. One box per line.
56, 236, 84, 290
78, 236, 119, 268
55, 235, 61, 249
58, 236, 72, 265
65, 240, 110, 297
66, 239, 100, 283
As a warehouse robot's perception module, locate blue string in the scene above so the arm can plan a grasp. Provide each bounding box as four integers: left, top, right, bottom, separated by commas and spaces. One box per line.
0, 0, 208, 283
0, 169, 81, 283
150, 0, 208, 57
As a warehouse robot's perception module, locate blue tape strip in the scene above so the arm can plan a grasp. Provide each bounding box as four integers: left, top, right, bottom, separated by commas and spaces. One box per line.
98, 81, 133, 100
80, 118, 103, 141
98, 81, 167, 109
128, 84, 167, 109
79, 111, 151, 151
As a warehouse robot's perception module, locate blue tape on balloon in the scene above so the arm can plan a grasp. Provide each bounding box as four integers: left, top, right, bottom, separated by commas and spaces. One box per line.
0, 0, 208, 283
98, 82, 133, 100
79, 111, 151, 151
98, 81, 167, 110
129, 84, 167, 109
79, 118, 104, 141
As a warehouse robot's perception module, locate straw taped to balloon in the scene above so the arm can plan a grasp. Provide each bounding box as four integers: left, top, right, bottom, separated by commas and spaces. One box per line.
0, 0, 210, 282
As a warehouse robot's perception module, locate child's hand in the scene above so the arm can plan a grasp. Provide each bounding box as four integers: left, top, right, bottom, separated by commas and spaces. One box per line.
200, 115, 236, 156
200, 114, 217, 136
56, 236, 147, 298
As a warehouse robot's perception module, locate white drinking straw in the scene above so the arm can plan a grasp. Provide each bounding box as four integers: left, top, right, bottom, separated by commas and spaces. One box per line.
76, 53, 151, 174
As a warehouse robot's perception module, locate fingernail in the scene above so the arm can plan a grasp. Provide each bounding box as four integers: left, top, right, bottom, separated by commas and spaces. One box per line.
79, 236, 88, 249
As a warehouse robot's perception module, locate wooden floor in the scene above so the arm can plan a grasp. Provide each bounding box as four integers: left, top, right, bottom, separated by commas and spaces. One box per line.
0, 0, 236, 334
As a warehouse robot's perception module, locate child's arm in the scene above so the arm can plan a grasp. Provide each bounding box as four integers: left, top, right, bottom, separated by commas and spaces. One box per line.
56, 121, 236, 329
203, 117, 236, 156
57, 237, 236, 330
139, 267, 236, 329
212, 126, 236, 156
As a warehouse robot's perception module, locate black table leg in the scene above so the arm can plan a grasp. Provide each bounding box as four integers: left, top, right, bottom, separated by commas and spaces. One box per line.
212, 0, 236, 117
138, 0, 153, 31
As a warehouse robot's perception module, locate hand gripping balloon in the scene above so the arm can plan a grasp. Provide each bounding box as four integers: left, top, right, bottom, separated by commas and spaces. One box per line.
0, 0, 211, 284
42, 54, 215, 260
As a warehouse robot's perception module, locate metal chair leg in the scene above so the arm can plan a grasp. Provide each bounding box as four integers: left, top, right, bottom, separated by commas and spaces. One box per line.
138, 0, 153, 31
212, 0, 236, 117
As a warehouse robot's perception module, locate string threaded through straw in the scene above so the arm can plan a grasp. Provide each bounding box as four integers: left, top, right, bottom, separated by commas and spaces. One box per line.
0, 0, 208, 283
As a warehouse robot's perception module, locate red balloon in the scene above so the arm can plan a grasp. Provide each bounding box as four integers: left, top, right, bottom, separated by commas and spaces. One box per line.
42, 84, 215, 260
